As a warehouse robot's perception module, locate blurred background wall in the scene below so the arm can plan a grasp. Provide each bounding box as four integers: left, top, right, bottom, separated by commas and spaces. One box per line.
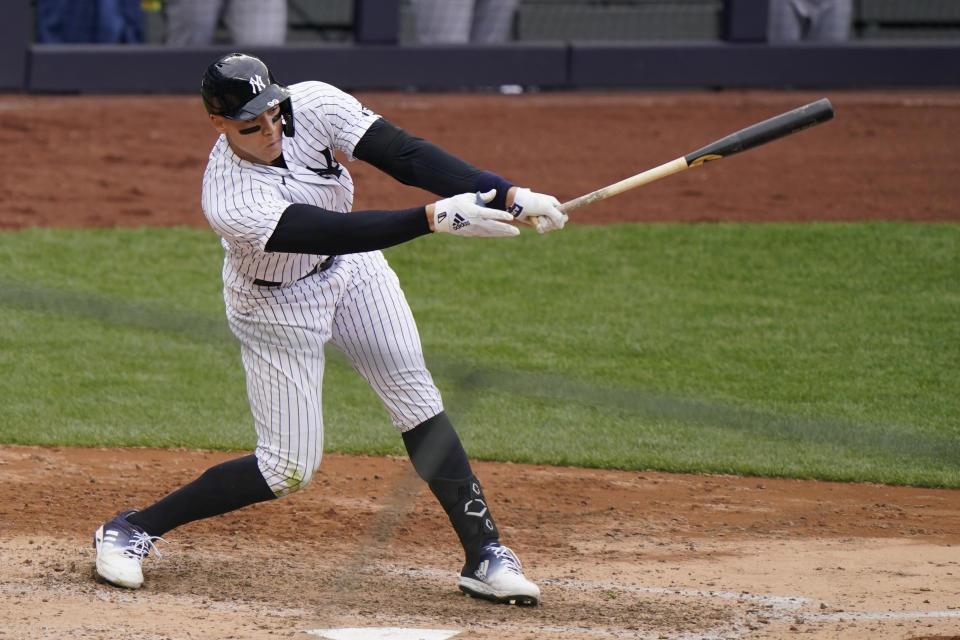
4, 0, 959, 92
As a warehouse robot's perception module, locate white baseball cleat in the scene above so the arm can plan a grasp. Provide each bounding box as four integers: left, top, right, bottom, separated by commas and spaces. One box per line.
93, 510, 165, 589
458, 542, 540, 606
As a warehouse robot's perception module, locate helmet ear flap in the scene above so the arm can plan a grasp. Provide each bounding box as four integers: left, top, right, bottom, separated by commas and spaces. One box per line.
280, 98, 295, 137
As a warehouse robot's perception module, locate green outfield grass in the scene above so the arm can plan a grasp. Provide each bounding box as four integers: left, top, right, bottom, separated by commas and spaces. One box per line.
0, 223, 957, 487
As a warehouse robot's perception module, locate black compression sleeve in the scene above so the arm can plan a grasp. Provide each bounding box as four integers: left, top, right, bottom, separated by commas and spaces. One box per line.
126, 454, 275, 537
265, 203, 431, 254
353, 118, 514, 211
402, 411, 473, 483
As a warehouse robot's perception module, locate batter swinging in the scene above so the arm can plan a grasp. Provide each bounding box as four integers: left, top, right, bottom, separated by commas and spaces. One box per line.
93, 53, 567, 606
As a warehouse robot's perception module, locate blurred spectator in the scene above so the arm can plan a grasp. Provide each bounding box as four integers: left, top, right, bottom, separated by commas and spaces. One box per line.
164, 0, 287, 45
35, 0, 144, 43
767, 0, 853, 42
410, 0, 519, 44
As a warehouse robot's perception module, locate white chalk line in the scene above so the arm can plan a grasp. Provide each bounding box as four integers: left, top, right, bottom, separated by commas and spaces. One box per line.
382, 565, 811, 608
540, 575, 815, 609
365, 565, 960, 640
378, 566, 801, 640
304, 628, 459, 640
805, 609, 960, 622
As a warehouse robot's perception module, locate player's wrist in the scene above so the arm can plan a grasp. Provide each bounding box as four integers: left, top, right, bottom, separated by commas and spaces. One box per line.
475, 171, 514, 211
504, 186, 519, 211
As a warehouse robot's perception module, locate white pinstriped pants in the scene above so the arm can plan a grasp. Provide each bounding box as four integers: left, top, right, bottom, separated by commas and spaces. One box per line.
225, 251, 444, 497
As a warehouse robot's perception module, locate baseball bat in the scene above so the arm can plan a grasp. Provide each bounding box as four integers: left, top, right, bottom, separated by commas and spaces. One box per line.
556, 97, 835, 215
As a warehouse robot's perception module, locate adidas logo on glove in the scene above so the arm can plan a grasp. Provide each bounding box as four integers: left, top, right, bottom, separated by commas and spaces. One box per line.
431, 190, 518, 238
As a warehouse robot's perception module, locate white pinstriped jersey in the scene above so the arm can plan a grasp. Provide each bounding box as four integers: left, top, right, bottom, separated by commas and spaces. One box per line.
199, 80, 443, 496
202, 80, 380, 287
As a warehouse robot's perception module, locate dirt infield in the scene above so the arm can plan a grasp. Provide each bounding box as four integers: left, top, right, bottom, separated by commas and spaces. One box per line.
1, 90, 959, 640
2, 90, 959, 230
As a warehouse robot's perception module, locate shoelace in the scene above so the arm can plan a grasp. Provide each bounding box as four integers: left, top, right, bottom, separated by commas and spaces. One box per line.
124, 531, 167, 561
485, 544, 523, 575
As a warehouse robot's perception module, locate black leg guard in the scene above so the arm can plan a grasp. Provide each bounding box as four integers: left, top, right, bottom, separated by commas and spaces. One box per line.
428, 474, 500, 567
403, 412, 500, 565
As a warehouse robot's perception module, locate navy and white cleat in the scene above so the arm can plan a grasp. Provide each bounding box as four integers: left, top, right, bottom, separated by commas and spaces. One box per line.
93, 510, 165, 589
458, 542, 540, 606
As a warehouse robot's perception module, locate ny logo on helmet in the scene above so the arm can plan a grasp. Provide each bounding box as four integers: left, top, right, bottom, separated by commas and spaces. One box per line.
249, 75, 266, 94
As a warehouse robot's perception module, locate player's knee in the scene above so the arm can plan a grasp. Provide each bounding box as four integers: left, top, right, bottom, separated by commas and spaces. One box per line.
258, 454, 321, 498
272, 465, 319, 497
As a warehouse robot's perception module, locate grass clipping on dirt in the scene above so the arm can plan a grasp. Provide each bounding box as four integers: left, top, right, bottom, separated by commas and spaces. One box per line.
0, 223, 956, 487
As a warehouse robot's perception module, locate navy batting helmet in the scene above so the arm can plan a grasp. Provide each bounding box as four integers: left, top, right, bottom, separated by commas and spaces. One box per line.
201, 53, 295, 136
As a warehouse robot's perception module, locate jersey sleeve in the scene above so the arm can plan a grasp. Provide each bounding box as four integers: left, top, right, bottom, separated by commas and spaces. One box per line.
289, 81, 381, 159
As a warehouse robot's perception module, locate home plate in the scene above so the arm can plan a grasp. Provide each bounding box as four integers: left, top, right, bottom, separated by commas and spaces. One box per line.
304, 627, 459, 640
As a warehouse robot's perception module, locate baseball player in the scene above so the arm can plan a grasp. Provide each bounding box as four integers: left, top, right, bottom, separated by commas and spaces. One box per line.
93, 53, 567, 606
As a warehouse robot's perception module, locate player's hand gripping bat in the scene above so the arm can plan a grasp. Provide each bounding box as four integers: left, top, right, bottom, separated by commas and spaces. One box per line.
554, 98, 835, 216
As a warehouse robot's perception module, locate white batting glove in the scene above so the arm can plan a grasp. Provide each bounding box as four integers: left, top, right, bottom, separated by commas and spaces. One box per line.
508, 187, 568, 234
433, 190, 519, 238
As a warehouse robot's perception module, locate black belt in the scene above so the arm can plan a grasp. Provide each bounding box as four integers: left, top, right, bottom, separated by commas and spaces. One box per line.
253, 255, 336, 287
